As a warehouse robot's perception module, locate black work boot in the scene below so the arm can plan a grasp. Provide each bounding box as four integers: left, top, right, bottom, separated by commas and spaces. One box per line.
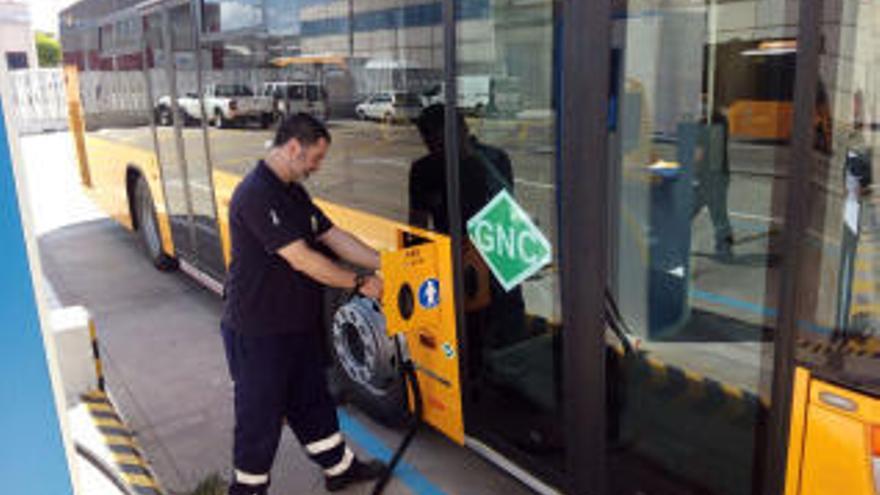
325, 458, 386, 492
714, 235, 734, 263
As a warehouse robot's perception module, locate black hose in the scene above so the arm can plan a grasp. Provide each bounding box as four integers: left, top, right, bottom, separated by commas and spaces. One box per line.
74, 441, 138, 495
603, 288, 636, 356
371, 359, 423, 495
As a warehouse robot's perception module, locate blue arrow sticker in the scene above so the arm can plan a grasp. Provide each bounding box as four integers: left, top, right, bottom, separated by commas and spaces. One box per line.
418, 278, 440, 309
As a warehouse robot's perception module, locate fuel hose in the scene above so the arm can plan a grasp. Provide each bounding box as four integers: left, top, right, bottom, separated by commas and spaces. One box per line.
370, 336, 424, 495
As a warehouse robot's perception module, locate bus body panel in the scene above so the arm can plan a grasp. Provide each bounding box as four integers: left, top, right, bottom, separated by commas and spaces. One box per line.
792, 372, 879, 495
785, 367, 811, 495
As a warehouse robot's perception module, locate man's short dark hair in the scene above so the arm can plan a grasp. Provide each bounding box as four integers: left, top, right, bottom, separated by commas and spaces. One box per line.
273, 113, 331, 147
415, 103, 467, 140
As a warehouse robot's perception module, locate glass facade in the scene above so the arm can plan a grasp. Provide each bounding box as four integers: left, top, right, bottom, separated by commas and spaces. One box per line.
59, 0, 880, 492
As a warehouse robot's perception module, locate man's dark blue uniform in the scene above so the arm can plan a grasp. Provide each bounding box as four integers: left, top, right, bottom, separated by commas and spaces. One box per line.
220, 117, 384, 495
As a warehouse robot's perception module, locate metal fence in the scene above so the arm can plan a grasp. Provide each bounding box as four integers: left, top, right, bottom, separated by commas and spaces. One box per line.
7, 68, 69, 134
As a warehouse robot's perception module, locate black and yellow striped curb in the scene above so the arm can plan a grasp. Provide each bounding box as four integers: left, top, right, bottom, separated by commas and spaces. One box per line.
613, 346, 766, 423
81, 389, 163, 495
524, 314, 767, 422
796, 335, 880, 359
87, 318, 105, 392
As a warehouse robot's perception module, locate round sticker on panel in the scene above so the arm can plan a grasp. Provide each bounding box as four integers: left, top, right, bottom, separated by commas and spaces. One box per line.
442, 342, 456, 359
418, 278, 440, 309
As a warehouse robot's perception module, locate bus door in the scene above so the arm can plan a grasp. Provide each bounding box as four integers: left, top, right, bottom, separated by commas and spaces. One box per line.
449, 2, 567, 491
784, 0, 880, 492
144, 4, 225, 284
600, 0, 800, 493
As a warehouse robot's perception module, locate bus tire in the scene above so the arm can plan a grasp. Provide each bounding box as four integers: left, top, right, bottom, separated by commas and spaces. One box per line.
324, 289, 408, 427
134, 177, 177, 271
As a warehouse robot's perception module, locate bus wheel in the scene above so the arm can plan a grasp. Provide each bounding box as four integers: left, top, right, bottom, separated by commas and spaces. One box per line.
328, 292, 407, 426
134, 177, 177, 271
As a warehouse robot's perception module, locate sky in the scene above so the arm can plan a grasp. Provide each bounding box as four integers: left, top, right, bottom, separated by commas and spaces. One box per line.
26, 0, 77, 34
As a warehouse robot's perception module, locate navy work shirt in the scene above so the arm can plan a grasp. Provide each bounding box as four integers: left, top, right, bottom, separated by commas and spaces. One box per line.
221, 161, 333, 335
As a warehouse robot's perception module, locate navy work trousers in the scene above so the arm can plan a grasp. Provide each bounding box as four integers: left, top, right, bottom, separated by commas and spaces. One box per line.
221, 324, 350, 490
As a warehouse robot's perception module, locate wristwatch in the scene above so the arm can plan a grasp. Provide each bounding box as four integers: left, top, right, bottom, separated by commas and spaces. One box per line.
353, 273, 367, 293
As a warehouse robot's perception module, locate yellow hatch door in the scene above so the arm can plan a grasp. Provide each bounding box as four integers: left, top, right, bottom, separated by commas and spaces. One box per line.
381, 239, 464, 444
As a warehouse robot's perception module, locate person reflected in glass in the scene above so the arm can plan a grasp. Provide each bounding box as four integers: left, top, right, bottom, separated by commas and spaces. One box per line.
408, 104, 528, 367
691, 99, 734, 261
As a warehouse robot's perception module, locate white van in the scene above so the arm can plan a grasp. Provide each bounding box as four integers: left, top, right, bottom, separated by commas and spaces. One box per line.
420, 75, 522, 116
262, 81, 328, 121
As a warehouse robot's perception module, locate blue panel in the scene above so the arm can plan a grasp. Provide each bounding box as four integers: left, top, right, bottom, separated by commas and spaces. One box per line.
0, 100, 73, 493
301, 0, 489, 38
301, 16, 349, 36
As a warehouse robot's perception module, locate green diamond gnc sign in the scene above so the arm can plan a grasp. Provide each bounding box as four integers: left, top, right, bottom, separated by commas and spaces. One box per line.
466, 189, 552, 291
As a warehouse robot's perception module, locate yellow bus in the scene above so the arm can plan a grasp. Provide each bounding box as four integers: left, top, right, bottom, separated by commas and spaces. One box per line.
60, 0, 879, 493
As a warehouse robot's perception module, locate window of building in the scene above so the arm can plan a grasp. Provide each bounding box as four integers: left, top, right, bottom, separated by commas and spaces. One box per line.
6, 52, 28, 70
202, 0, 263, 33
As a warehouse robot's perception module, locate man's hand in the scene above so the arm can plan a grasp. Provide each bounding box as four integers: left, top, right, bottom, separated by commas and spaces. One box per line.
358, 274, 383, 300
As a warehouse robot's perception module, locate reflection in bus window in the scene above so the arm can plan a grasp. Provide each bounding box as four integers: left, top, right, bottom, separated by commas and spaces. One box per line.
606, 0, 797, 493
796, 0, 880, 397
202, 0, 263, 33
453, 0, 565, 477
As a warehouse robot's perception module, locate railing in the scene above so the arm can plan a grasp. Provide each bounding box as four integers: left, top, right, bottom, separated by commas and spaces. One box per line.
6, 68, 69, 134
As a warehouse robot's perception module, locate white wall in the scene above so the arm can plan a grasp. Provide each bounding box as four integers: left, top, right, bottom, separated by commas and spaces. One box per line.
0, 1, 37, 70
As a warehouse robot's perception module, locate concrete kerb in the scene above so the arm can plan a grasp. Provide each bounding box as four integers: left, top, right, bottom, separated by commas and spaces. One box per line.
52, 305, 165, 495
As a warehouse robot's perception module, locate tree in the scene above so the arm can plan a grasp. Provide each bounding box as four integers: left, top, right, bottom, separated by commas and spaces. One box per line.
35, 32, 61, 68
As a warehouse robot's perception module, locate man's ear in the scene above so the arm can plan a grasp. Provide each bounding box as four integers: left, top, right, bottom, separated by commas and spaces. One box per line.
285, 138, 302, 158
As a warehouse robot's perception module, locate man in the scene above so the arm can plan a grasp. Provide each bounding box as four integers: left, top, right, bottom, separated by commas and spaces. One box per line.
408, 104, 527, 366
221, 113, 385, 495
691, 104, 734, 261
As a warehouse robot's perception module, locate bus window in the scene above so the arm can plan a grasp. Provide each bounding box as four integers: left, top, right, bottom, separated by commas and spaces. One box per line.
452, 0, 565, 480
794, 0, 880, 400
789, 3, 880, 494
200, 5, 442, 232
606, 1, 797, 493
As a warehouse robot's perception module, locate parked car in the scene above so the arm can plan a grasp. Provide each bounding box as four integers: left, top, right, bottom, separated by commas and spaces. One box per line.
262, 81, 328, 121
155, 83, 273, 128
355, 92, 423, 123
420, 75, 522, 116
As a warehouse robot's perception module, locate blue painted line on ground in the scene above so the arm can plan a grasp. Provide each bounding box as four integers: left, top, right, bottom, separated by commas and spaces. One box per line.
796, 318, 835, 336
338, 409, 447, 495
691, 289, 836, 335
691, 289, 777, 318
